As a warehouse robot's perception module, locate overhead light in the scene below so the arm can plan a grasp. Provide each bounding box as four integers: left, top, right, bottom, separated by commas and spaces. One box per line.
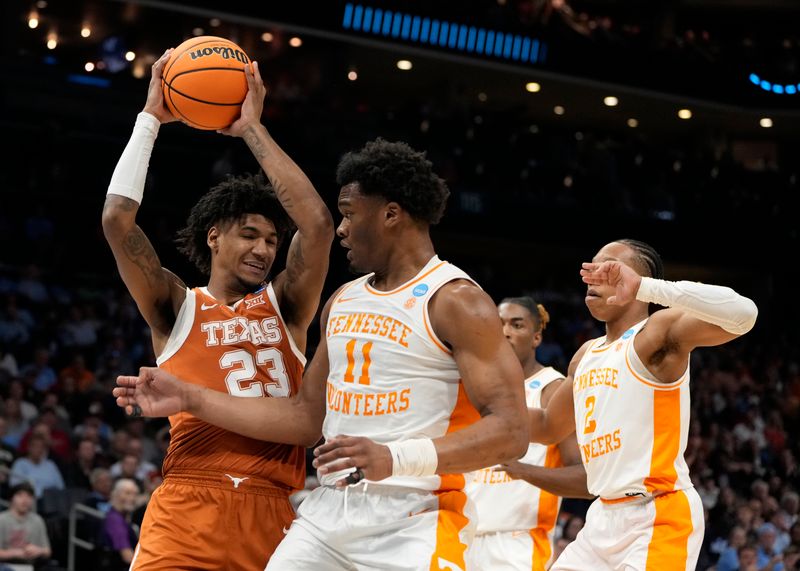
554, 105, 565, 115
678, 109, 692, 120
603, 96, 619, 107
35, 0, 47, 7
81, 25, 91, 38
192, 27, 204, 36
125, 51, 136, 62
85, 62, 95, 72
132, 62, 146, 79
261, 32, 273, 42
347, 70, 357, 81
289, 37, 302, 47
760, 117, 773, 128
396, 59, 413, 70
28, 12, 39, 29
209, 18, 221, 27
46, 33, 57, 50
478, 92, 488, 102
627, 118, 638, 128
525, 82, 541, 93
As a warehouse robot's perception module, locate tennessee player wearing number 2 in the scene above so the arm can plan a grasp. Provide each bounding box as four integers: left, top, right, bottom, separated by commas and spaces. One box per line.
528, 239, 758, 571
101, 48, 333, 570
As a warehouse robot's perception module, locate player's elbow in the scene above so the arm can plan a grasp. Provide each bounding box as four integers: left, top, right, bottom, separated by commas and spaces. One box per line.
306, 208, 335, 243
731, 297, 758, 336
101, 202, 133, 240
504, 413, 530, 460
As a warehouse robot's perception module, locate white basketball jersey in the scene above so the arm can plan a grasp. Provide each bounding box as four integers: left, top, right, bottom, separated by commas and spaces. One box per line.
321, 256, 481, 491
573, 318, 692, 500
466, 367, 565, 534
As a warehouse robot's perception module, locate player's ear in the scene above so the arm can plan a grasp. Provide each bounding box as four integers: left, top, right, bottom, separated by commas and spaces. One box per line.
207, 226, 220, 253
384, 202, 402, 228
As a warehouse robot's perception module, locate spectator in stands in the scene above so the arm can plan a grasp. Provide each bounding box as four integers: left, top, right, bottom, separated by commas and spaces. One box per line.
58, 354, 96, 394
9, 434, 64, 499
100, 478, 139, 568
84, 468, 112, 515
716, 526, 749, 571
19, 410, 72, 463
7, 379, 37, 423
0, 418, 16, 499
109, 438, 156, 482
64, 439, 100, 489
0, 482, 51, 564
1, 399, 29, 450
757, 522, 787, 570
20, 348, 57, 393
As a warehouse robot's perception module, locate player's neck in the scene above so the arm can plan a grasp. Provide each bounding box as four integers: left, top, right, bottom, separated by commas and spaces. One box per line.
521, 355, 544, 378
205, 277, 251, 306
604, 309, 649, 342
370, 236, 436, 291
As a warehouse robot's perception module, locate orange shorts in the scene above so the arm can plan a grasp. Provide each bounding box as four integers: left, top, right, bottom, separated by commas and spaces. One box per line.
130, 470, 296, 571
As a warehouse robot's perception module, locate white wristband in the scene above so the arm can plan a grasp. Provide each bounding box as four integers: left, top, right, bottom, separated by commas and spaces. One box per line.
106, 112, 160, 205
387, 438, 438, 478
636, 277, 758, 335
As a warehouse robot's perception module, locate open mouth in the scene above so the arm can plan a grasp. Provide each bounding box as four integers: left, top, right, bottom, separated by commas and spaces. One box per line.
586, 288, 602, 299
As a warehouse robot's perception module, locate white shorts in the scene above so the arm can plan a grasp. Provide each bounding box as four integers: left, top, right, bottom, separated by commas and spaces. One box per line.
551, 488, 704, 571
267, 483, 476, 571
468, 529, 554, 571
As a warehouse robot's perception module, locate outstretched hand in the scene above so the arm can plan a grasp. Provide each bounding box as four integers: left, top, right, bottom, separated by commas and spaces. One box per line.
143, 48, 178, 124
580, 260, 642, 306
218, 60, 267, 137
113, 367, 187, 418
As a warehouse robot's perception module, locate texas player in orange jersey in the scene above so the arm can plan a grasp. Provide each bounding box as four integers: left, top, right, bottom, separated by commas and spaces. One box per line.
101, 48, 334, 570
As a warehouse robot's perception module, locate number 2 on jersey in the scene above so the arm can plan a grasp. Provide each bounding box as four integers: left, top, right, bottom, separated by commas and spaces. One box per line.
344, 339, 373, 385
220, 348, 291, 398
583, 395, 597, 434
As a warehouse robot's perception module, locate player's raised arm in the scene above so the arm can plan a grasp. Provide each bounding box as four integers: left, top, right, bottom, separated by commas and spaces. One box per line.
102, 48, 184, 340
220, 61, 334, 346
581, 260, 758, 382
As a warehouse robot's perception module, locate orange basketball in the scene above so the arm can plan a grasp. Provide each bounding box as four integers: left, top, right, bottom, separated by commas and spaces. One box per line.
161, 36, 250, 130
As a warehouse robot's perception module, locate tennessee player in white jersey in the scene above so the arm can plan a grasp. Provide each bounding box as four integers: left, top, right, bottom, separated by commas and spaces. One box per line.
114, 139, 529, 571
526, 239, 757, 571
102, 52, 333, 569
466, 297, 590, 571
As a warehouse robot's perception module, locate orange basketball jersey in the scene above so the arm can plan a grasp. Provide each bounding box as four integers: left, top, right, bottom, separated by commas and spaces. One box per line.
156, 283, 306, 490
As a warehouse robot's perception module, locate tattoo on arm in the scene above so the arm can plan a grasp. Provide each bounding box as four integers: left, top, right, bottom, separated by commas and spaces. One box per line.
123, 227, 166, 288
286, 239, 305, 285
243, 126, 294, 210
243, 126, 267, 161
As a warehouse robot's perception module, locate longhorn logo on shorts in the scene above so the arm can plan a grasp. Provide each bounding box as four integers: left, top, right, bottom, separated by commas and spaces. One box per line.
225, 474, 249, 488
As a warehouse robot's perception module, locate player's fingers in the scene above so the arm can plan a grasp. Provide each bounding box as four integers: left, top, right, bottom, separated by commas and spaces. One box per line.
607, 295, 618, 305
116, 375, 138, 388
315, 457, 357, 475
313, 446, 359, 468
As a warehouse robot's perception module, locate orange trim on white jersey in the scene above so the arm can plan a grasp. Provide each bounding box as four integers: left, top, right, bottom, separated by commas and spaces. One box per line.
624, 345, 688, 390
364, 261, 447, 296
645, 490, 694, 570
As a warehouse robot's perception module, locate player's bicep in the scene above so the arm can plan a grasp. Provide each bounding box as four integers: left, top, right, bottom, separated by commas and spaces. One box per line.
434, 283, 525, 417
105, 222, 175, 333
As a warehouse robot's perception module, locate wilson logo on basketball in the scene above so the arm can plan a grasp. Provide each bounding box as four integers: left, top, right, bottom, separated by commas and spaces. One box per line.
189, 46, 250, 63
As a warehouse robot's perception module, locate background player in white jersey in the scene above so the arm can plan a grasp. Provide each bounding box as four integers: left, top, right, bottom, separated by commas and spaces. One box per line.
466, 296, 591, 571
525, 239, 757, 570
114, 138, 530, 570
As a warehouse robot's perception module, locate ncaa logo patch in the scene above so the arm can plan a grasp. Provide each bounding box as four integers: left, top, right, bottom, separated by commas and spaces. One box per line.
412, 284, 429, 297
621, 328, 635, 340
528, 380, 541, 389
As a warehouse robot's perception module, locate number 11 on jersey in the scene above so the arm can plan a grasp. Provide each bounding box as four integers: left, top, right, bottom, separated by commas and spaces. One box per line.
343, 339, 373, 385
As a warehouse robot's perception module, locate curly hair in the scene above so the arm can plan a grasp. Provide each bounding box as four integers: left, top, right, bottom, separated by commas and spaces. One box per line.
175, 173, 294, 275
335, 138, 450, 224
614, 238, 664, 314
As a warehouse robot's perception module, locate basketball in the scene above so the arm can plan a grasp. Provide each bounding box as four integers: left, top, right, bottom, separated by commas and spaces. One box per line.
161, 36, 250, 130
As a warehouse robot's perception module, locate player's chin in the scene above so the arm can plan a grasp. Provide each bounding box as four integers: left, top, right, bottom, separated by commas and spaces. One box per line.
585, 297, 611, 321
